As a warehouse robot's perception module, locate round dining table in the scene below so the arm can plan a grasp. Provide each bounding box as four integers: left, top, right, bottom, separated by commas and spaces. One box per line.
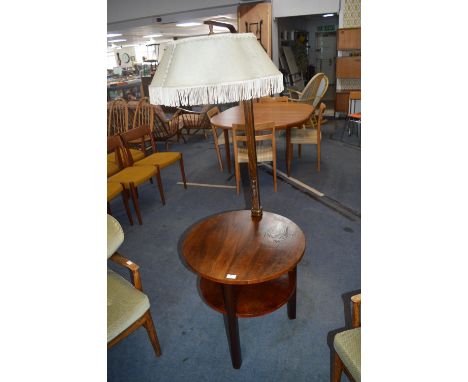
210, 102, 314, 176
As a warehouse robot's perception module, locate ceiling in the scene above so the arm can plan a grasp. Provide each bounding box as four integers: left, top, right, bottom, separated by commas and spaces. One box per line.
107, 14, 238, 49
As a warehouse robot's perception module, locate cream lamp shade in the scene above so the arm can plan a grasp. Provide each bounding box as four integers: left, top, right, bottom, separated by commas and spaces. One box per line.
149, 33, 284, 106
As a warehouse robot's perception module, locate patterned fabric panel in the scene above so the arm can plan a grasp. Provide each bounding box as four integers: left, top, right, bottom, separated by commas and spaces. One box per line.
334, 327, 361, 382
107, 270, 150, 342
237, 145, 273, 162
337, 78, 361, 91
343, 0, 361, 28
290, 128, 319, 144
107, 215, 124, 258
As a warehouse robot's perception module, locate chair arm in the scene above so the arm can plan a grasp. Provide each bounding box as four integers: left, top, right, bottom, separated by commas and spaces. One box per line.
109, 252, 143, 291
351, 294, 361, 328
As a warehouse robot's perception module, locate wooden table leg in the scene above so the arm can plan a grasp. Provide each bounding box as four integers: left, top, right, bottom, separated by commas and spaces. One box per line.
285, 128, 291, 177
222, 284, 242, 369
224, 129, 231, 173
287, 267, 297, 320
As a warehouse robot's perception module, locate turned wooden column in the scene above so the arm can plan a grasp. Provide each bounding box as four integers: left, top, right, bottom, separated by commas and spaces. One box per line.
242, 98, 262, 217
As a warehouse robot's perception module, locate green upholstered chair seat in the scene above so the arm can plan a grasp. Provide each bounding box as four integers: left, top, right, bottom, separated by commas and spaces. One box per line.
334, 327, 361, 382
107, 215, 124, 259
107, 269, 150, 342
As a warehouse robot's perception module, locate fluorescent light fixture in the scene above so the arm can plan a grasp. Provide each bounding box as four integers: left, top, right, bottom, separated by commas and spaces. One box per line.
143, 34, 163, 38
322, 13, 334, 17
108, 39, 126, 43
176, 22, 202, 27
107, 33, 122, 38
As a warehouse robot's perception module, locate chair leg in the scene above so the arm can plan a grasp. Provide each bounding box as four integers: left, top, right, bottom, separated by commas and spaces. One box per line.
143, 310, 162, 357
272, 160, 277, 192
317, 142, 321, 172
288, 143, 293, 175
215, 143, 224, 172
121, 189, 134, 225
340, 119, 348, 141
129, 184, 142, 225
235, 161, 241, 195
331, 352, 344, 382
154, 169, 166, 205
179, 154, 187, 189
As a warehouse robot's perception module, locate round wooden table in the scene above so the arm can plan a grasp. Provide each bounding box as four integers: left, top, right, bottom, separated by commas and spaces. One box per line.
210, 103, 314, 175
182, 210, 306, 369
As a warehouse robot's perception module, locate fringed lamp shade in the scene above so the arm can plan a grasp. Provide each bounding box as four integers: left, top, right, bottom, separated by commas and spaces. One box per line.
149, 33, 283, 107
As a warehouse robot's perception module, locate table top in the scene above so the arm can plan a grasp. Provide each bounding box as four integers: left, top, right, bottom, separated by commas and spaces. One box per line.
182, 210, 306, 285
210, 103, 314, 130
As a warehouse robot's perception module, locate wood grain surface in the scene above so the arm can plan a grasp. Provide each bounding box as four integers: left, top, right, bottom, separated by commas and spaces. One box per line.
182, 210, 306, 285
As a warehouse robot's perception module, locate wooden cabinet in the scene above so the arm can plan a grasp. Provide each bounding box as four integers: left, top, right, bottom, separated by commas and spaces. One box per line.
337, 28, 361, 50
336, 57, 361, 78
238, 2, 272, 57
335, 92, 350, 113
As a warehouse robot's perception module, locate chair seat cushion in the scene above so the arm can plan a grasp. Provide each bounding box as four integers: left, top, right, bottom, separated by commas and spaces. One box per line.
107, 161, 120, 177
107, 269, 150, 342
334, 327, 361, 382
107, 182, 123, 202
349, 113, 361, 119
107, 215, 124, 258
290, 128, 319, 144
108, 165, 157, 187
134, 152, 181, 169
237, 145, 273, 163
108, 149, 145, 165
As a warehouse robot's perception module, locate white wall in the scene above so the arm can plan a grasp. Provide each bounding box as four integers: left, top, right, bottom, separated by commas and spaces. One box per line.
108, 0, 239, 24
272, 0, 339, 18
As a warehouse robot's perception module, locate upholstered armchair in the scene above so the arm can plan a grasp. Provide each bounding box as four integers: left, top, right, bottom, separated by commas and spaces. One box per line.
107, 215, 162, 357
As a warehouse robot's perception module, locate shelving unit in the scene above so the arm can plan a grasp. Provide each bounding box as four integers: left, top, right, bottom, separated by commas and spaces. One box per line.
335, 27, 361, 114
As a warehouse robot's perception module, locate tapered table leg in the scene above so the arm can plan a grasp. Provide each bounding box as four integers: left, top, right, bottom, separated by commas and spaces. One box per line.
285, 128, 291, 177
287, 267, 297, 320
222, 284, 242, 369
224, 129, 231, 173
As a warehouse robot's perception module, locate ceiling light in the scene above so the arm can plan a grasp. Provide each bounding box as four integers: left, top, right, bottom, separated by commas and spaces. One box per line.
107, 33, 122, 38
143, 34, 163, 38
176, 22, 202, 27
322, 13, 334, 17
108, 39, 126, 43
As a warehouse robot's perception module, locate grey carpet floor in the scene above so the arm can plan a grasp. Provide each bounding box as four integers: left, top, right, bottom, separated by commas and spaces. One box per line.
108, 119, 360, 382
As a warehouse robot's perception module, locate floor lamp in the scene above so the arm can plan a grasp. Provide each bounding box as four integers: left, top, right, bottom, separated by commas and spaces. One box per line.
149, 32, 283, 216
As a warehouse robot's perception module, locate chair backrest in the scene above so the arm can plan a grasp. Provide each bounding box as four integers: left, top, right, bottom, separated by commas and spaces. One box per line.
348, 91, 361, 115
108, 98, 129, 136
301, 73, 329, 108
259, 96, 289, 103
107, 135, 126, 169
120, 126, 157, 165
206, 106, 220, 120
133, 97, 154, 130
107, 214, 124, 259
232, 122, 276, 158
316, 103, 326, 137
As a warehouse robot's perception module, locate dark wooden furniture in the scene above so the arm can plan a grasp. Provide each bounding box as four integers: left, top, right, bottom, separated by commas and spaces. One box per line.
182, 210, 306, 369
210, 102, 314, 176
337, 28, 361, 50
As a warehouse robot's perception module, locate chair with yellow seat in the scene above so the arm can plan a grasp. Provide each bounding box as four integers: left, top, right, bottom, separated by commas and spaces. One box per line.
120, 126, 187, 191
332, 294, 361, 382
108, 98, 129, 136
232, 121, 277, 195
107, 182, 134, 225
107, 215, 162, 357
107, 135, 165, 225
288, 103, 326, 173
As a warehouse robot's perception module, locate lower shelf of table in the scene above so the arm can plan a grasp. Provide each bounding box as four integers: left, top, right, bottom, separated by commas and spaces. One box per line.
199, 274, 295, 318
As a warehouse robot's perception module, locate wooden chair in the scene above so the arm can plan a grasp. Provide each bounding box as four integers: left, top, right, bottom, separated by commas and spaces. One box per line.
287, 73, 328, 128
107, 215, 162, 357
289, 103, 326, 172
132, 97, 154, 130
108, 98, 129, 136
232, 122, 277, 194
153, 106, 185, 149
341, 91, 361, 144
178, 105, 212, 139
120, 126, 187, 193
107, 182, 134, 225
258, 96, 289, 103
107, 135, 165, 225
206, 106, 226, 172
332, 294, 361, 382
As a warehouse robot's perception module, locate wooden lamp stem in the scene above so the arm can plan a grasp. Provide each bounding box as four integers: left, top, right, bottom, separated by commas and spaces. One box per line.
243, 99, 262, 217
